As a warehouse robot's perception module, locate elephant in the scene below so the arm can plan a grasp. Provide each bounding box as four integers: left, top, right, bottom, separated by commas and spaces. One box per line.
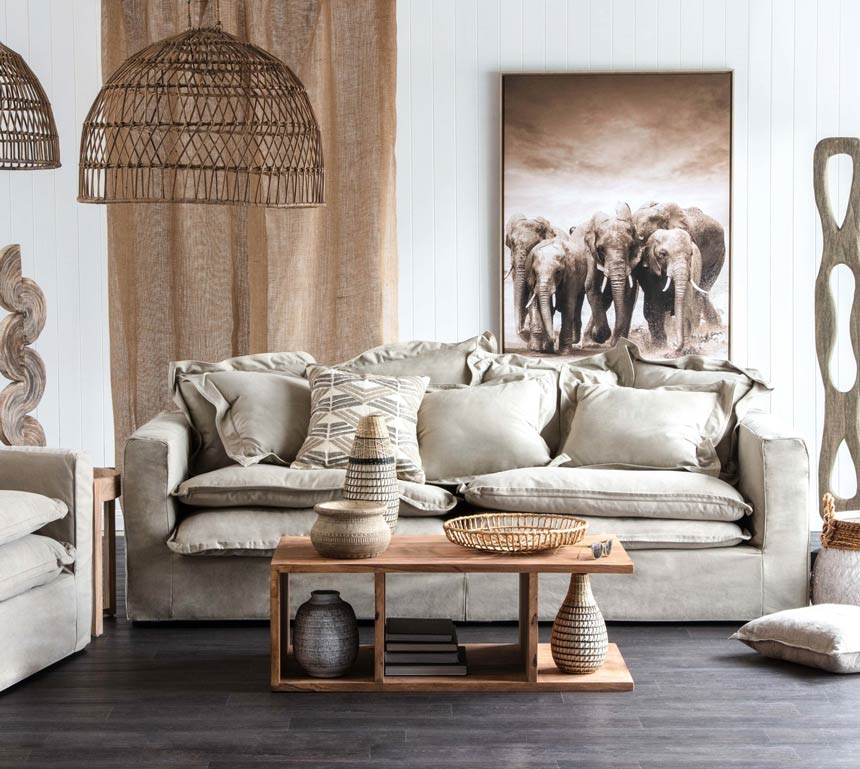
638, 227, 706, 355
578, 202, 641, 348
632, 201, 725, 326
504, 214, 555, 341
523, 231, 591, 354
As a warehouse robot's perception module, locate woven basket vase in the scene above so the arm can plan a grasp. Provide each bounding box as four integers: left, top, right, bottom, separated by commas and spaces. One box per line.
343, 415, 400, 532
550, 574, 608, 674
813, 493, 860, 606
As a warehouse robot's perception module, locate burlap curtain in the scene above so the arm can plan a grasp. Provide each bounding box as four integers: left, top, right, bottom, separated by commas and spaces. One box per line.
102, 0, 398, 461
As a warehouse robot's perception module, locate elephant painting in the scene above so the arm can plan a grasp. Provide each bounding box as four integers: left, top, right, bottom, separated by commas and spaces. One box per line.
632, 201, 725, 327
579, 202, 641, 348
638, 228, 706, 356
523, 231, 591, 354
504, 214, 554, 342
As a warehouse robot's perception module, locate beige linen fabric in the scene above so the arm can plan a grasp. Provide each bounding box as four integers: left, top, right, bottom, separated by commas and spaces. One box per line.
732, 604, 860, 674
0, 490, 68, 547
103, 0, 398, 464
418, 378, 552, 484
0, 535, 75, 603
559, 377, 736, 475
338, 333, 497, 384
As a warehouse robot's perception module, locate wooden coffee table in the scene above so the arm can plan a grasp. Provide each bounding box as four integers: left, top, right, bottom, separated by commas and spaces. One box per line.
270, 534, 634, 692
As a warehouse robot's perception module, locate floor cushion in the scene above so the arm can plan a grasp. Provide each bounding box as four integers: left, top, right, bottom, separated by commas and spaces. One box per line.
0, 534, 75, 602
173, 466, 456, 517
461, 466, 751, 521
0, 490, 68, 547
168, 510, 446, 556
732, 604, 860, 673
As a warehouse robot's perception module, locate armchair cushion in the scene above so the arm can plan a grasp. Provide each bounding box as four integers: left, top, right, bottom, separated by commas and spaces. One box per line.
174, 466, 457, 517
461, 466, 751, 521
0, 490, 67, 546
0, 534, 75, 602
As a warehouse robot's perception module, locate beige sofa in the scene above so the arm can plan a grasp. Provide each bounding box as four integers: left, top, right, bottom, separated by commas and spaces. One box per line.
0, 448, 92, 692
123, 336, 810, 623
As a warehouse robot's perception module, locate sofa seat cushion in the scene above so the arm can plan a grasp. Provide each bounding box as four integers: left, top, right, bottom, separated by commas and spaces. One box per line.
461, 467, 751, 522
173, 466, 457, 517
579, 517, 749, 550
0, 490, 68, 547
0, 534, 75, 602
167, 510, 446, 556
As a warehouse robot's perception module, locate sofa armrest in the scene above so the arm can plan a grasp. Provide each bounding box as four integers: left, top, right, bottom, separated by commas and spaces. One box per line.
0, 446, 93, 649
123, 411, 192, 619
737, 411, 810, 612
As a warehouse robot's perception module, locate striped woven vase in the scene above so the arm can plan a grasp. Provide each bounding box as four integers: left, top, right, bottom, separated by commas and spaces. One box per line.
550, 574, 608, 673
343, 415, 400, 532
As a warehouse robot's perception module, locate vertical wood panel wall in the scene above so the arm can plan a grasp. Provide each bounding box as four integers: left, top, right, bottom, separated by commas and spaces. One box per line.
396, 0, 860, 524
0, 0, 111, 467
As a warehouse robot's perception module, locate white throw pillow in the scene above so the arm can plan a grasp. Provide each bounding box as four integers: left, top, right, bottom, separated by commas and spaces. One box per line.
732, 604, 860, 674
558, 374, 736, 476
292, 365, 428, 483
0, 490, 68, 547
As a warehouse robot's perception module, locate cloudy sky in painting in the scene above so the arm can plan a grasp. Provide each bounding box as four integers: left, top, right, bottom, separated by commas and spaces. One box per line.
503, 72, 731, 232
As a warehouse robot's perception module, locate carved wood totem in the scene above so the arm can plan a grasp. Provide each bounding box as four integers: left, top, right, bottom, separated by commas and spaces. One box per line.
814, 138, 860, 514
0, 244, 46, 446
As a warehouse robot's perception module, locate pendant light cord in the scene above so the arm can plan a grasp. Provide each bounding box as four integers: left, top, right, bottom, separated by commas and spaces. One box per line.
186, 0, 221, 29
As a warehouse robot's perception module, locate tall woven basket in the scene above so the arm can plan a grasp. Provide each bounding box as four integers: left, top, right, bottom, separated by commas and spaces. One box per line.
813, 493, 860, 606
550, 574, 608, 674
343, 415, 400, 533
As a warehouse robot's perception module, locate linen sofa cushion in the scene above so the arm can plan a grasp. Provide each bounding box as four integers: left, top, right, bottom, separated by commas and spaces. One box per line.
171, 351, 316, 474
467, 345, 632, 452
179, 370, 310, 467
570, 517, 748, 550
167, 509, 445, 556
0, 490, 68, 547
173, 466, 457, 517
618, 338, 771, 481
417, 378, 553, 484
558, 376, 736, 475
731, 604, 860, 674
461, 467, 751, 521
0, 534, 75, 602
292, 365, 428, 482
337, 332, 497, 385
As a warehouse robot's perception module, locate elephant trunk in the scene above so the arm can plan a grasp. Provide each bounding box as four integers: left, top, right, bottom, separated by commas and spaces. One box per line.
513, 267, 529, 340
538, 284, 555, 352
608, 264, 629, 342
671, 265, 690, 351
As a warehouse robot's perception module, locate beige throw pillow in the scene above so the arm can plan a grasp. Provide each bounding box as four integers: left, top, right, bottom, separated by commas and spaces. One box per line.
418, 378, 552, 484
0, 490, 68, 547
171, 351, 316, 473
558, 376, 736, 475
292, 365, 428, 483
337, 332, 497, 384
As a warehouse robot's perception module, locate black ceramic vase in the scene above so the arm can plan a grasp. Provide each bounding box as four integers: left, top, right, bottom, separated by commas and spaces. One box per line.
293, 590, 359, 678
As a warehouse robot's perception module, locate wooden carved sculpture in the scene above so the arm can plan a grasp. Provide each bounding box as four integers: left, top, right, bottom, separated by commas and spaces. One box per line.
0, 244, 46, 446
814, 138, 860, 513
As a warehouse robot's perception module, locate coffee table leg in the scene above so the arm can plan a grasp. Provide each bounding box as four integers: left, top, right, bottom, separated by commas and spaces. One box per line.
374, 572, 386, 683
518, 573, 538, 682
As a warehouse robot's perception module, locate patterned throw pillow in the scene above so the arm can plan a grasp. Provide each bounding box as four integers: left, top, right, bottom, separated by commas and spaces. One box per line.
291, 365, 429, 483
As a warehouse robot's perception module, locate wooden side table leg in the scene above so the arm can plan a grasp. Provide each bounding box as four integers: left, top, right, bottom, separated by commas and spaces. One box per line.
91, 490, 104, 637
374, 572, 386, 684
518, 573, 538, 683
103, 499, 116, 617
271, 571, 290, 689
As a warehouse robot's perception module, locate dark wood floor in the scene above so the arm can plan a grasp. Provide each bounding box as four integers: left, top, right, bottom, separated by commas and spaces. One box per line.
1, 539, 857, 769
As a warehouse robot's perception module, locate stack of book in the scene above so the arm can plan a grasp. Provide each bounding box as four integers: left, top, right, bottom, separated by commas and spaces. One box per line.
384, 618, 467, 676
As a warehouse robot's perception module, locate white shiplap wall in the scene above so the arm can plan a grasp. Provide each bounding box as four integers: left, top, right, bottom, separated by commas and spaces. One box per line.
0, 0, 112, 468
396, 0, 860, 525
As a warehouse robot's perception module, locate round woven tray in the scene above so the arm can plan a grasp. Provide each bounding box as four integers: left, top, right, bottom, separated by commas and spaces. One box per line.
822, 493, 860, 551
443, 512, 587, 554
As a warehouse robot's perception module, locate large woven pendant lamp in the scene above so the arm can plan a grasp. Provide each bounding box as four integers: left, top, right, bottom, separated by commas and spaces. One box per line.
78, 0, 324, 206
0, 42, 60, 170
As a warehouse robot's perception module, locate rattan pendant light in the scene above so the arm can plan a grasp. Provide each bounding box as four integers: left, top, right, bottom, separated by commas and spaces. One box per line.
78, 0, 324, 206
0, 42, 60, 170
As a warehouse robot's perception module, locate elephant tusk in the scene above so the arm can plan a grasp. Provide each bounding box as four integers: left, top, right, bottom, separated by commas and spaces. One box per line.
596, 263, 606, 273
600, 275, 608, 294
525, 292, 536, 309
690, 279, 710, 295
504, 264, 514, 281
628, 274, 634, 289
662, 276, 672, 292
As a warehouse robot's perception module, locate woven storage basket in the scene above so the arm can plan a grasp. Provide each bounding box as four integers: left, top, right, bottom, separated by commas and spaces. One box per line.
343, 415, 400, 533
821, 493, 860, 551
443, 512, 587, 554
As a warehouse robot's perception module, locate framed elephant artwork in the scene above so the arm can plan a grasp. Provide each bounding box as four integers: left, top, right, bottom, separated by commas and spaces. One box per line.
501, 71, 732, 359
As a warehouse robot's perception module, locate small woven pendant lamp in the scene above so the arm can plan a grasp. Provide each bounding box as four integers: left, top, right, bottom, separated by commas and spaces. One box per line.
78, 0, 324, 206
0, 42, 60, 170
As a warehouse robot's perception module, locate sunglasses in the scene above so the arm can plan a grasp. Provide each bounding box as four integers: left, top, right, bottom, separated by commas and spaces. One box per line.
589, 539, 613, 559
